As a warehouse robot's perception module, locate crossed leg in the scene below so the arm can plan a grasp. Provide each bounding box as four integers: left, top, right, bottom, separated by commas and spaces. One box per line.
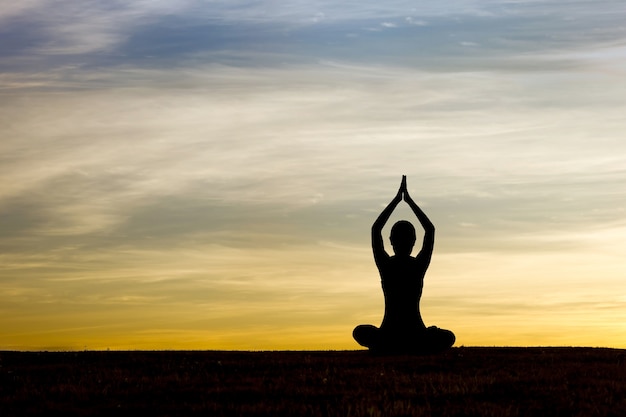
353, 324, 455, 354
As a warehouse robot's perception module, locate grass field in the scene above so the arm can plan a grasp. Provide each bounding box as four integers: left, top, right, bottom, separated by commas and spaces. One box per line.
1, 347, 625, 416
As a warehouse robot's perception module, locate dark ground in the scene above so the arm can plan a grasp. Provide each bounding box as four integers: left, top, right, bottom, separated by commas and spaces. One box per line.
1, 347, 625, 416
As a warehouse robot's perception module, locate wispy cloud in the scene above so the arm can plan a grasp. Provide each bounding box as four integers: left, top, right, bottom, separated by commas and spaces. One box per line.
0, 1, 195, 55
2, 0, 625, 71
2, 60, 625, 249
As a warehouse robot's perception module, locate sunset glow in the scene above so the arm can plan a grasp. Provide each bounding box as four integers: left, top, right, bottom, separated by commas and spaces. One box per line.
2, 1, 626, 350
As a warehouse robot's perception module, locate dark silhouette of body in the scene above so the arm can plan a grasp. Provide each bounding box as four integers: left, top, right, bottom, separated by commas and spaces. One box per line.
353, 176, 455, 354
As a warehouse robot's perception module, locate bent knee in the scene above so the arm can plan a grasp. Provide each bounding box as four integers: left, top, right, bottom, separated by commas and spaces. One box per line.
442, 329, 456, 347
353, 324, 379, 348
426, 327, 456, 349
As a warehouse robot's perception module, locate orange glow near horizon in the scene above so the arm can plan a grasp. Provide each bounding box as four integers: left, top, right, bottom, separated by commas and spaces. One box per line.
3, 241, 626, 351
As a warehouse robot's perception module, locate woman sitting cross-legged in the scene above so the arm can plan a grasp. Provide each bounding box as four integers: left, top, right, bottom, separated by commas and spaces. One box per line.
353, 176, 455, 354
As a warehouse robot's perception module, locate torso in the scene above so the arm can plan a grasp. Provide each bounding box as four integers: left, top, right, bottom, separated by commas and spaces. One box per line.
379, 255, 427, 332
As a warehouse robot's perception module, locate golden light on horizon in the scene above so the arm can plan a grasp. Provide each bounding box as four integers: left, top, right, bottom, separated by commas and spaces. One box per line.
3, 237, 626, 350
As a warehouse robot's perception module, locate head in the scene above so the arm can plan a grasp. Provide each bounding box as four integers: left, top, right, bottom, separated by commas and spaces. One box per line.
390, 220, 416, 256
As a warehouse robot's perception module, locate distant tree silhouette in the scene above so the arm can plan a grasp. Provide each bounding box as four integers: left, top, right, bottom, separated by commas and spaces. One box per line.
353, 176, 455, 354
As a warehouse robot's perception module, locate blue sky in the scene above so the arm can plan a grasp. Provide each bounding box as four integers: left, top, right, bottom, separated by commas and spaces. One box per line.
2, 1, 626, 350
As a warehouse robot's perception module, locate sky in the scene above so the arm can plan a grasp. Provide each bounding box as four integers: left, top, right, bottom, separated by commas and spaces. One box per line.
1, 0, 626, 351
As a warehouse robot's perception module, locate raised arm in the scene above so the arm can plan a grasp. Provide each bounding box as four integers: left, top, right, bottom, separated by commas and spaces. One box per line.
403, 181, 435, 264
372, 177, 404, 266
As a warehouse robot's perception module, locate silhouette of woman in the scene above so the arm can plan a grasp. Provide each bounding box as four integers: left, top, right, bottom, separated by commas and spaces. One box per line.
353, 176, 455, 354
